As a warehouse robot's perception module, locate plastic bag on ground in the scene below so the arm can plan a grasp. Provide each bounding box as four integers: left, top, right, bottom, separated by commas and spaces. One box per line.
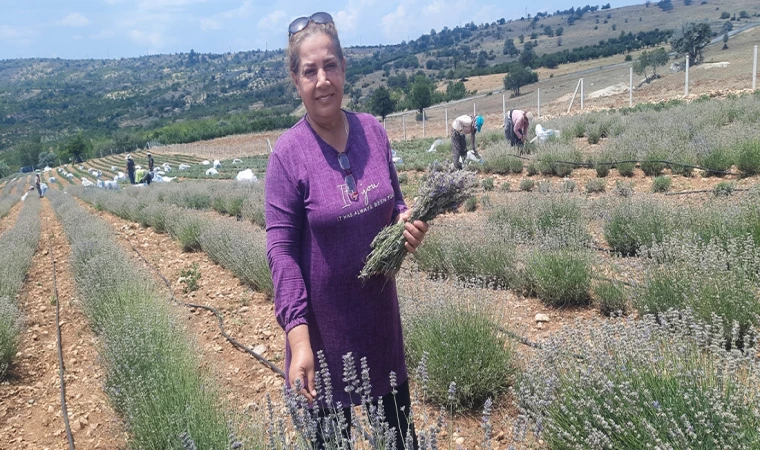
201, 160, 211, 166
213, 159, 222, 169
179, 164, 191, 170
235, 169, 258, 183
232, 158, 243, 164
206, 168, 219, 176
533, 124, 561, 144
466, 150, 484, 164
427, 139, 444, 153
81, 178, 94, 187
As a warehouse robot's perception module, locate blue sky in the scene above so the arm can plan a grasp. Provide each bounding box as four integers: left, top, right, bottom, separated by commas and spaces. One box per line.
0, 0, 642, 60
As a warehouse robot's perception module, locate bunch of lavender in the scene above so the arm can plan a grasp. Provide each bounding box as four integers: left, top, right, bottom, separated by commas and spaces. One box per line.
359, 166, 477, 281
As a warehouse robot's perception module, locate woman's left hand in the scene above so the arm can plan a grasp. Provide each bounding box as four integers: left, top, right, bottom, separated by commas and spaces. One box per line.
398, 210, 429, 253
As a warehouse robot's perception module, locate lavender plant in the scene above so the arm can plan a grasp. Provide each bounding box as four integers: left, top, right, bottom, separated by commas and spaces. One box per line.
515, 310, 760, 449
49, 191, 231, 449
359, 166, 477, 282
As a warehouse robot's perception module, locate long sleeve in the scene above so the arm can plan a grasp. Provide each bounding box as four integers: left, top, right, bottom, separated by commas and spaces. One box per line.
265, 151, 310, 333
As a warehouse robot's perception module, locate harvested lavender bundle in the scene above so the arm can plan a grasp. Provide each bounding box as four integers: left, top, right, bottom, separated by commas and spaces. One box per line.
359, 164, 477, 281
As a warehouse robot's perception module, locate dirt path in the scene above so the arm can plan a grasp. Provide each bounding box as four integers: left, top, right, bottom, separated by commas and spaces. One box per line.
0, 200, 127, 449
76, 199, 287, 416
0, 201, 24, 237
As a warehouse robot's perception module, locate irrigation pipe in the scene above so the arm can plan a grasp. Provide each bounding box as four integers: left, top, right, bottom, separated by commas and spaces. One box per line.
504, 154, 742, 177
665, 188, 749, 196
126, 240, 285, 379
49, 233, 76, 450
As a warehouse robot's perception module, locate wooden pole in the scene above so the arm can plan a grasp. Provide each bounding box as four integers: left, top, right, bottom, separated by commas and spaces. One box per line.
403, 115, 406, 141
567, 79, 582, 114
502, 94, 506, 120
422, 109, 426, 138
580, 78, 584, 110
537, 88, 540, 118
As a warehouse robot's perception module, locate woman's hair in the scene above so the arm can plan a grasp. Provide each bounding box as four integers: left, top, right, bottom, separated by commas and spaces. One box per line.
287, 21, 344, 75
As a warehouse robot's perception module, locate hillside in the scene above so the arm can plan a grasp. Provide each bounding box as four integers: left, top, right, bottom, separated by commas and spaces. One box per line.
0, 0, 758, 171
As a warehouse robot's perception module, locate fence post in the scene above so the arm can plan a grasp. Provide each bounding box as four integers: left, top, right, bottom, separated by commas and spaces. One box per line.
537, 88, 540, 118
445, 108, 448, 137
629, 66, 633, 107
580, 78, 584, 110
473, 102, 476, 116
685, 58, 690, 97
502, 94, 506, 120
403, 115, 406, 141
383, 118, 386, 129
753, 45, 758, 91
422, 109, 426, 138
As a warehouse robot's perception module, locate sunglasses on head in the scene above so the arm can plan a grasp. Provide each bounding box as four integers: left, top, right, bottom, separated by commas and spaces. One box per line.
337, 152, 358, 201
288, 12, 334, 37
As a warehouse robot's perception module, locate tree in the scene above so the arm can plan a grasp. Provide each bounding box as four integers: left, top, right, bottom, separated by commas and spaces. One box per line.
37, 151, 57, 169
657, 0, 673, 11
15, 135, 42, 169
446, 80, 467, 101
719, 12, 730, 19
0, 160, 10, 179
722, 21, 733, 34
722, 32, 729, 50
63, 135, 92, 162
504, 65, 538, 96
670, 21, 712, 65
555, 26, 564, 36
368, 86, 395, 121
633, 47, 669, 82
739, 11, 750, 19
503, 38, 519, 56
408, 79, 432, 116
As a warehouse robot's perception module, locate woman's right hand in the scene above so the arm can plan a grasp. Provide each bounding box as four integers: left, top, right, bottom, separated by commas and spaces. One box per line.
288, 325, 317, 402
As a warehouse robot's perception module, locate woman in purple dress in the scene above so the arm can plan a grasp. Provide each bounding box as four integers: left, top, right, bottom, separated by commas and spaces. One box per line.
265, 11, 427, 449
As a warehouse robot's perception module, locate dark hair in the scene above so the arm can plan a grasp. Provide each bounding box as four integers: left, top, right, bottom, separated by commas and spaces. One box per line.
287, 20, 344, 75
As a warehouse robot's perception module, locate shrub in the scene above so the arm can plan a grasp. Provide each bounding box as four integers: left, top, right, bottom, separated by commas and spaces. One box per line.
524, 249, 592, 306
519, 179, 535, 191
571, 120, 586, 138
0, 299, 21, 379
713, 181, 736, 196
538, 181, 553, 193
526, 163, 538, 176
397, 172, 409, 184
166, 214, 208, 252
651, 175, 672, 193
481, 177, 495, 191
640, 156, 666, 176
515, 311, 760, 450
509, 157, 524, 174
179, 263, 201, 293
463, 196, 478, 212
699, 147, 733, 176
604, 198, 669, 255
587, 126, 602, 144
616, 161, 635, 177
585, 179, 606, 193
593, 279, 627, 316
405, 303, 516, 410
500, 181, 511, 191
614, 180, 635, 197
736, 140, 760, 176
561, 180, 576, 193
594, 161, 610, 177
635, 235, 760, 348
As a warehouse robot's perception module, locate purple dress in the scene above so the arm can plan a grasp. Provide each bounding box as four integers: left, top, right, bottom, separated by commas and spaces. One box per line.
265, 111, 408, 407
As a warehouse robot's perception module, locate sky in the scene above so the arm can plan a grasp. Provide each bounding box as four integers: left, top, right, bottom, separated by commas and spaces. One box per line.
0, 0, 643, 60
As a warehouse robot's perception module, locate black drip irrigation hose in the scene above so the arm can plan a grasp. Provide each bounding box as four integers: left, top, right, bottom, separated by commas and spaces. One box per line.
665, 188, 750, 196
126, 240, 285, 379
49, 234, 76, 450
508, 154, 742, 177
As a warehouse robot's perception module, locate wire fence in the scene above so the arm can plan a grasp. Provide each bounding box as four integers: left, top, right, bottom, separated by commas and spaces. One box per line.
153, 43, 759, 160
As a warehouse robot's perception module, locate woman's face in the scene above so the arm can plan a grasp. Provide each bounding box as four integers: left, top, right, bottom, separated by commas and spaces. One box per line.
291, 32, 345, 124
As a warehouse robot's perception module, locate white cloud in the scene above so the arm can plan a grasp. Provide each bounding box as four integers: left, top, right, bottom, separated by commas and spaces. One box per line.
0, 25, 35, 40
200, 18, 220, 31
129, 29, 165, 48
58, 13, 91, 27
257, 10, 287, 33
221, 0, 254, 20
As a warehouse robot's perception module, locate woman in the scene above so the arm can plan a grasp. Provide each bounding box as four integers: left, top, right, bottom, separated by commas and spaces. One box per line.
450, 114, 483, 169
265, 12, 427, 449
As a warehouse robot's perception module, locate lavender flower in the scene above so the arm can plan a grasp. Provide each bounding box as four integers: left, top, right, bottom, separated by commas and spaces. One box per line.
359, 165, 477, 281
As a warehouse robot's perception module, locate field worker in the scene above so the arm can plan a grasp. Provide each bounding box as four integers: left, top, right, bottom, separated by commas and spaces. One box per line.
147, 151, 154, 171
451, 114, 483, 169
265, 11, 427, 449
505, 109, 533, 152
126, 154, 136, 184
139, 170, 154, 185
34, 173, 42, 198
